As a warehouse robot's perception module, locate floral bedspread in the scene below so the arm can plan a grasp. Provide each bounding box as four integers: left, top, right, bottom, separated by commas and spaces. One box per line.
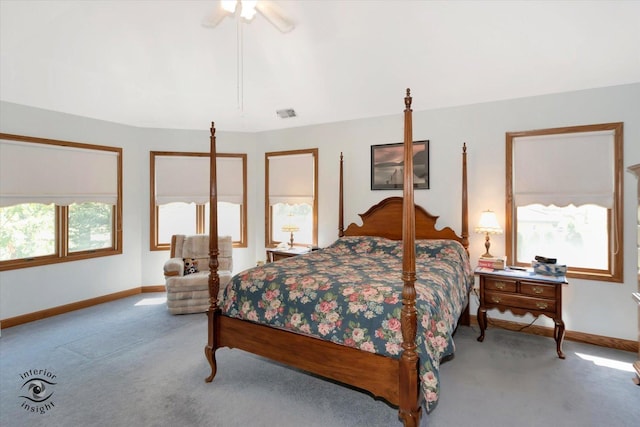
221, 235, 472, 411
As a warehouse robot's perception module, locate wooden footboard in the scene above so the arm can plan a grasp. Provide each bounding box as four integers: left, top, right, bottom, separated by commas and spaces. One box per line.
218, 315, 401, 404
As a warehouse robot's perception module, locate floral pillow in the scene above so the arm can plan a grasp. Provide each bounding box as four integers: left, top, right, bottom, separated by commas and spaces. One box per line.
327, 236, 402, 257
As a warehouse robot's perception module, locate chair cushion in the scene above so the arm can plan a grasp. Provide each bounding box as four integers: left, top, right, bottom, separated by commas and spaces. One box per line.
166, 271, 209, 292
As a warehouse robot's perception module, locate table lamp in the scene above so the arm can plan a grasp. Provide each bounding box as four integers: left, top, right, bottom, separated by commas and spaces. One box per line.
281, 221, 300, 248
475, 210, 503, 258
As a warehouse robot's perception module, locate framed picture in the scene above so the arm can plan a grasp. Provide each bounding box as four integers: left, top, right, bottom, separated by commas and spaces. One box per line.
371, 140, 429, 190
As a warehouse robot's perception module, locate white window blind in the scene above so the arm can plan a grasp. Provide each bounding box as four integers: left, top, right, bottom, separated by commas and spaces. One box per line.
268, 153, 315, 205
155, 155, 243, 205
0, 139, 119, 207
513, 130, 615, 208
217, 156, 244, 204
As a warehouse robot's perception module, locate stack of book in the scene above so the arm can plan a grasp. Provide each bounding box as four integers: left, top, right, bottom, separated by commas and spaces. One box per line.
477, 257, 505, 270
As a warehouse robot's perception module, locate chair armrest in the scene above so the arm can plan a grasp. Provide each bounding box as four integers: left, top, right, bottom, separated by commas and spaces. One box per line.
164, 258, 184, 277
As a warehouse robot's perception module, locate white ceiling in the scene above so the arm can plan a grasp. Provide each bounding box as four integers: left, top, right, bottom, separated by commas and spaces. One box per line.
1, 0, 639, 133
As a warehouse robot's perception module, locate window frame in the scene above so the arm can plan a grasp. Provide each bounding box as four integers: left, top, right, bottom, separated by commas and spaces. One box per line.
265, 148, 318, 248
0, 133, 123, 271
150, 151, 247, 250
506, 123, 624, 282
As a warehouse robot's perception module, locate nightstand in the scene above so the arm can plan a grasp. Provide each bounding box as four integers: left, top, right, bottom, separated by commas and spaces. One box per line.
266, 247, 311, 263
475, 267, 568, 359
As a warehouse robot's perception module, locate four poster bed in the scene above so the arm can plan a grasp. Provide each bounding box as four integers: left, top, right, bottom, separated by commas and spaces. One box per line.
204, 89, 471, 426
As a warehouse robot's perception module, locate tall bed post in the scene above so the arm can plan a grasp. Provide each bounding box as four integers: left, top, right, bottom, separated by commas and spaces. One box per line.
458, 142, 471, 325
399, 89, 421, 426
461, 143, 469, 252
338, 152, 344, 237
205, 122, 220, 383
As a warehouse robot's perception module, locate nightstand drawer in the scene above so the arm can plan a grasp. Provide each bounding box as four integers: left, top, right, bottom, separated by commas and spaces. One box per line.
485, 291, 557, 313
271, 251, 295, 262
520, 281, 556, 298
484, 278, 517, 293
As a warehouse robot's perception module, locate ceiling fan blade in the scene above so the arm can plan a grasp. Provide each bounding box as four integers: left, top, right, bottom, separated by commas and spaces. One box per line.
201, 4, 231, 28
255, 1, 294, 33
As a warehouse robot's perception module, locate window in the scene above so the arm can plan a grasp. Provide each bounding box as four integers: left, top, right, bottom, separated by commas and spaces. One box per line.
506, 123, 623, 282
0, 133, 122, 271
150, 152, 247, 250
265, 149, 318, 247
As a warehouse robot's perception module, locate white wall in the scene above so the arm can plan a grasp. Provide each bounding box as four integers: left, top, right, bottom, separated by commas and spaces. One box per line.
0, 103, 259, 320
1, 82, 639, 342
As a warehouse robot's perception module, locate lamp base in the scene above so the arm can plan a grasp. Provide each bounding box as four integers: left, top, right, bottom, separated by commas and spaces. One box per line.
481, 233, 493, 258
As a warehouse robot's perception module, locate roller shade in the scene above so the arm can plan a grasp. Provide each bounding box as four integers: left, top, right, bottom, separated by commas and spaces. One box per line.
513, 130, 615, 208
155, 155, 243, 205
268, 153, 315, 205
0, 139, 119, 207
217, 156, 244, 204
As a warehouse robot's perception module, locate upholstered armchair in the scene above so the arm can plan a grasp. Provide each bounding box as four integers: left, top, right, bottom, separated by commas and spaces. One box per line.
163, 235, 233, 315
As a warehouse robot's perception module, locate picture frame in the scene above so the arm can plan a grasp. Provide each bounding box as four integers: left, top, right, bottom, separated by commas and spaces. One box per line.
370, 140, 429, 190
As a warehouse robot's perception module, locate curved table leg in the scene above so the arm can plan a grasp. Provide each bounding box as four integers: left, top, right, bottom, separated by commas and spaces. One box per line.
554, 319, 566, 359
204, 345, 218, 382
205, 308, 220, 382
477, 306, 487, 342
399, 409, 421, 427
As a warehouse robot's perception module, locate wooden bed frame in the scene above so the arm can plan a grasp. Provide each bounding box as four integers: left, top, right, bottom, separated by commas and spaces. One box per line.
204, 89, 469, 426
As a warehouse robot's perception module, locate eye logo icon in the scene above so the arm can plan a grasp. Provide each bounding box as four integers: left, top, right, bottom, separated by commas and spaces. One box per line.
21, 378, 55, 402
18, 369, 57, 414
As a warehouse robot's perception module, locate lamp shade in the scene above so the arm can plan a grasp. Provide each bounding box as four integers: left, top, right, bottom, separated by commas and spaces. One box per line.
475, 210, 503, 234
221, 1, 238, 13
281, 224, 299, 233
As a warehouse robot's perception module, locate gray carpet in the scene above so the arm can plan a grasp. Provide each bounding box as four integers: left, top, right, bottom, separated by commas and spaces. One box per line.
1, 293, 638, 427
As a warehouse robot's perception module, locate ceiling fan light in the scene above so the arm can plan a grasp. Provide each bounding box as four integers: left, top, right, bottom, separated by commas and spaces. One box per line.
221, 0, 238, 14
255, 1, 294, 33
240, 0, 258, 20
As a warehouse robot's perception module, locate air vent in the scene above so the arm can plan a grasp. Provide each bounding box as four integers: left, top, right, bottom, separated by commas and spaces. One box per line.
276, 108, 297, 119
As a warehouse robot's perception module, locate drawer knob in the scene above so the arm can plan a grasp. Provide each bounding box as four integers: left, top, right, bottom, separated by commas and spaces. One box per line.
535, 302, 548, 310
532, 286, 544, 294
491, 296, 501, 303
495, 281, 506, 290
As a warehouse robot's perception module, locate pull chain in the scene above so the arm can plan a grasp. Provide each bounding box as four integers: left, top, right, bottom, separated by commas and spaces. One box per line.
236, 15, 244, 112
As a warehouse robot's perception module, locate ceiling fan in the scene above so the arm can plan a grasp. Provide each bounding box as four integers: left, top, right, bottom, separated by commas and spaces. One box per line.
202, 0, 295, 33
